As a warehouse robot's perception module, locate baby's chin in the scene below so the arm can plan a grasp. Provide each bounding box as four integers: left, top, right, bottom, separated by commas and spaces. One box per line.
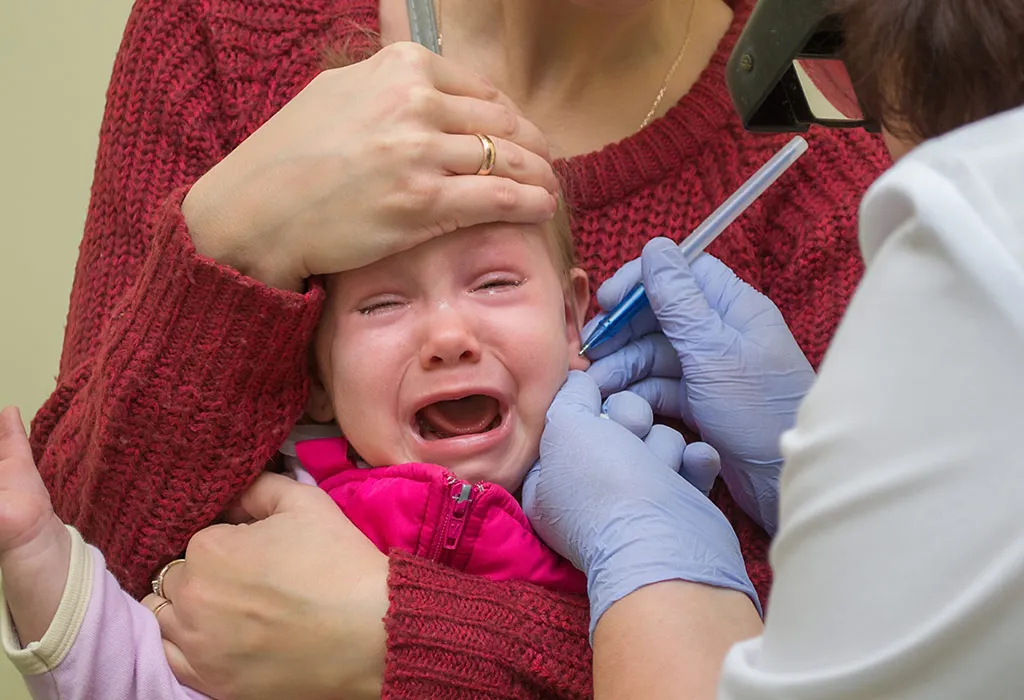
360, 442, 536, 491
440, 456, 534, 494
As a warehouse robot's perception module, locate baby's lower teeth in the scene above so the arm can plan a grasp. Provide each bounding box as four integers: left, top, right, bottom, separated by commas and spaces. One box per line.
426, 426, 451, 440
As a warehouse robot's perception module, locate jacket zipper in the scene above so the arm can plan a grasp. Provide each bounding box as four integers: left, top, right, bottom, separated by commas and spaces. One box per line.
428, 474, 479, 564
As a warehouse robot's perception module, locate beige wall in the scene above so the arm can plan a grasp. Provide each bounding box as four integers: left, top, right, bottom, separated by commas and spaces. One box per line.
0, 1, 135, 696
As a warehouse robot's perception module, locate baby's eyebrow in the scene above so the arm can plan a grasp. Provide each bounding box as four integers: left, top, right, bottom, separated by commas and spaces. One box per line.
460, 231, 537, 263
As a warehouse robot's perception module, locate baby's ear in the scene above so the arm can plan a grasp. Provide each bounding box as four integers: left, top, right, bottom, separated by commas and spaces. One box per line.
305, 358, 336, 423
305, 376, 335, 423
564, 268, 591, 371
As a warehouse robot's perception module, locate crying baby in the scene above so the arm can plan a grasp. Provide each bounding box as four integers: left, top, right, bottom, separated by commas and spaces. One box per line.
282, 203, 591, 592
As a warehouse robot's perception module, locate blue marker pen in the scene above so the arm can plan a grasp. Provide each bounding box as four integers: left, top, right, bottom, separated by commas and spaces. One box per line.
578, 135, 809, 357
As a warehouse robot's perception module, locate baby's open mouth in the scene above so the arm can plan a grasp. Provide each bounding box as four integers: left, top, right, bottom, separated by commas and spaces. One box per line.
416, 395, 503, 440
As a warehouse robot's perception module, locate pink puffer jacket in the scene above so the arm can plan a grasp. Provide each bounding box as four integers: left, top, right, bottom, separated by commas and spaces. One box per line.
295, 437, 587, 595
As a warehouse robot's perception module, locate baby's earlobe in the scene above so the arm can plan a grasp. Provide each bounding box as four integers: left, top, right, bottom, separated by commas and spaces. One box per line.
304, 378, 336, 423
569, 349, 591, 372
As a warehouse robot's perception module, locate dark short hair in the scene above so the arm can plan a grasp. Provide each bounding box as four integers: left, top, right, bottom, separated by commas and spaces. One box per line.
838, 0, 1024, 142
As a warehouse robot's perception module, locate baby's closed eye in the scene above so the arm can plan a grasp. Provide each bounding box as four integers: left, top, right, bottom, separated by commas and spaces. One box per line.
473, 276, 525, 294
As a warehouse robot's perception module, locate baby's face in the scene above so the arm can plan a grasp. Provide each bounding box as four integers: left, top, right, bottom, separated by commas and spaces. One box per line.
312, 223, 589, 492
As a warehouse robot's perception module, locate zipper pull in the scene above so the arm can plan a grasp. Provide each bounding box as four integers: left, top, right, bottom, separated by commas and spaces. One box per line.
443, 483, 473, 550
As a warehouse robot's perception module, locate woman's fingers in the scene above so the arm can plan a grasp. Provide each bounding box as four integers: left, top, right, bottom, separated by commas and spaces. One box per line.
150, 553, 190, 605
376, 43, 549, 160
142, 592, 165, 613
387, 42, 498, 101
437, 94, 552, 164
413, 44, 542, 137
144, 593, 212, 694
162, 638, 207, 695
186, 38, 560, 289
427, 175, 558, 230
143, 593, 185, 645
441, 134, 558, 191
143, 591, 203, 692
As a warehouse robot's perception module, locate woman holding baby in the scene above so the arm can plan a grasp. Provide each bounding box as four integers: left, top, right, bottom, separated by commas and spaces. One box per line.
4, 0, 902, 698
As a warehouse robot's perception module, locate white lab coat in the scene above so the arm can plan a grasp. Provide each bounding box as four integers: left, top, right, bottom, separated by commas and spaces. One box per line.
719, 106, 1024, 699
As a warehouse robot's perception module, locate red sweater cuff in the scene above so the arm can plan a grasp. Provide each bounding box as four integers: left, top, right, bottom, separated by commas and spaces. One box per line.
131, 187, 324, 359
42, 188, 325, 597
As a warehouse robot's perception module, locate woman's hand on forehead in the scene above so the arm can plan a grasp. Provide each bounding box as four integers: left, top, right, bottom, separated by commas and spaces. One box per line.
184, 42, 560, 292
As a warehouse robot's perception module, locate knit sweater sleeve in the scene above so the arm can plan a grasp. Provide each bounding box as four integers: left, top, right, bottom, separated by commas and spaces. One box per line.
29, 0, 323, 599
385, 551, 593, 699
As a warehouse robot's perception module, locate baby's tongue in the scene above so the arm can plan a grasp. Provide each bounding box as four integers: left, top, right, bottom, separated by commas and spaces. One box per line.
420, 395, 499, 436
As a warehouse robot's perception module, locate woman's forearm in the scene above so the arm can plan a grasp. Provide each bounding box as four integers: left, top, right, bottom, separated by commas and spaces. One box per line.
30, 0, 324, 599
593, 582, 762, 700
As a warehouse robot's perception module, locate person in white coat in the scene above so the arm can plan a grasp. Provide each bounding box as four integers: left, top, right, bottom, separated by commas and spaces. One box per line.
523, 0, 1024, 697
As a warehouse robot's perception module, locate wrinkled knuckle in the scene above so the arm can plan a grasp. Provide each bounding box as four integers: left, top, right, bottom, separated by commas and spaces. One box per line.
608, 367, 628, 389
404, 84, 438, 115
625, 350, 645, 379
184, 528, 220, 562
374, 131, 431, 166
492, 183, 519, 211
494, 107, 519, 139
504, 144, 526, 173
401, 131, 434, 163
401, 174, 441, 211
388, 41, 430, 70
172, 575, 199, 609
435, 217, 461, 236
370, 132, 397, 160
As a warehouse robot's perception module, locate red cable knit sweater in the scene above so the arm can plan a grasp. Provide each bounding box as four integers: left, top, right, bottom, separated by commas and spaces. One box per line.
30, 0, 888, 697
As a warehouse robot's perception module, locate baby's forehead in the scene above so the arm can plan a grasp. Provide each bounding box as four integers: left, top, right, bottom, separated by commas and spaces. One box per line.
449, 219, 574, 277
335, 222, 557, 282
450, 220, 559, 257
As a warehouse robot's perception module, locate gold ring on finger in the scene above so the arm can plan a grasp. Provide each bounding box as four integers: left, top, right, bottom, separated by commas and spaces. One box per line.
151, 558, 186, 599
475, 134, 497, 176
152, 599, 172, 619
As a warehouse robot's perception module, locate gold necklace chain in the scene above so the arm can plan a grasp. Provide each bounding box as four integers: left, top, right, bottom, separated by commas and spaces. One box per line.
639, 0, 698, 129
434, 1, 697, 132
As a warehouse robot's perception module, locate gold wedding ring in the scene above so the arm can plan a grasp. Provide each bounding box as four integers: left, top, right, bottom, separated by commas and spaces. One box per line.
152, 599, 172, 619
475, 134, 497, 176
151, 558, 186, 599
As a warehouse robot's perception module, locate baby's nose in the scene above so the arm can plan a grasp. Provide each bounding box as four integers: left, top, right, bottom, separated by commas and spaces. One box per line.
419, 305, 482, 368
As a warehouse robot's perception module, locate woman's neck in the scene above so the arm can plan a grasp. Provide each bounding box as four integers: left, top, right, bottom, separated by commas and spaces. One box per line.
381, 0, 734, 156
442, 0, 694, 103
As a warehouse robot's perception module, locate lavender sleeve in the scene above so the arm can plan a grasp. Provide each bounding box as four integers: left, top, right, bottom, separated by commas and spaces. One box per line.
2, 527, 208, 700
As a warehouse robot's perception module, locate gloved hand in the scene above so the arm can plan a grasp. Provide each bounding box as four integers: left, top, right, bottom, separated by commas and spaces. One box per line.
601, 391, 721, 495
522, 372, 759, 639
585, 238, 816, 535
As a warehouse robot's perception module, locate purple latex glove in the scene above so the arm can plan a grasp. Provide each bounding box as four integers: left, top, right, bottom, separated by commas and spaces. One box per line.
585, 238, 816, 535
523, 372, 758, 639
